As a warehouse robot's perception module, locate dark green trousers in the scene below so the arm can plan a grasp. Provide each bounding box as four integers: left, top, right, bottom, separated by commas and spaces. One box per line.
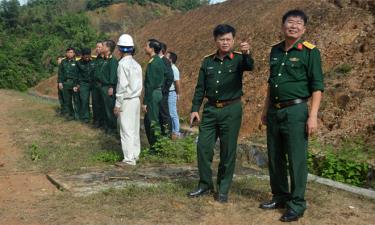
92, 84, 104, 126
144, 90, 163, 148
197, 101, 242, 195
78, 82, 91, 122
266, 102, 308, 215
62, 81, 80, 119
57, 85, 64, 114
99, 86, 117, 130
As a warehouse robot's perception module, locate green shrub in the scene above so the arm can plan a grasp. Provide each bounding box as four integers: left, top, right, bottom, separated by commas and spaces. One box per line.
140, 134, 197, 164
28, 143, 48, 161
308, 151, 370, 186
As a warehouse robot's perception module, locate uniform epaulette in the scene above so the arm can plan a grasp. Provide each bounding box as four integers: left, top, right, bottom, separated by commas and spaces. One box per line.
302, 41, 316, 49
271, 41, 283, 47
91, 55, 97, 59
148, 58, 154, 64
233, 51, 242, 54
204, 52, 216, 58
75, 57, 81, 61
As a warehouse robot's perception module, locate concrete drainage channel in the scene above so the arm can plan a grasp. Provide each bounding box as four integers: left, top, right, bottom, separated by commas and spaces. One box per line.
27, 91, 375, 200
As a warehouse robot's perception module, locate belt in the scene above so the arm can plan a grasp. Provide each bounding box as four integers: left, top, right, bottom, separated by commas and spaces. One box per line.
209, 97, 241, 108
273, 98, 307, 109
169, 89, 176, 92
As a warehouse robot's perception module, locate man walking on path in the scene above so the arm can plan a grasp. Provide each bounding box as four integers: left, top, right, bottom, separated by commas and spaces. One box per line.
114, 34, 143, 167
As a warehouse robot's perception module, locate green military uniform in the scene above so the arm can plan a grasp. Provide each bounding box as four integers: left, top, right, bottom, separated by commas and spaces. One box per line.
58, 58, 80, 119
144, 55, 165, 148
77, 58, 96, 122
94, 55, 118, 132
191, 51, 254, 195
57, 84, 64, 114
92, 55, 105, 126
159, 56, 174, 136
266, 39, 324, 215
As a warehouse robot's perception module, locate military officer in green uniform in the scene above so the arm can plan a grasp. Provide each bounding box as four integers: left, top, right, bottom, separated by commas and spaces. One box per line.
142, 39, 166, 150
95, 40, 118, 133
259, 10, 324, 222
92, 41, 105, 128
58, 48, 80, 120
76, 48, 96, 123
187, 24, 254, 203
57, 56, 65, 115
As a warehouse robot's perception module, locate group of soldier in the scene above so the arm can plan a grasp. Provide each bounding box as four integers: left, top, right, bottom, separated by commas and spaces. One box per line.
57, 8, 324, 223
57, 36, 180, 166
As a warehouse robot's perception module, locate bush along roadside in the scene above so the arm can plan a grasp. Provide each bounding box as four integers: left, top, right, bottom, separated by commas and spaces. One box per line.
308, 151, 373, 188
140, 130, 197, 164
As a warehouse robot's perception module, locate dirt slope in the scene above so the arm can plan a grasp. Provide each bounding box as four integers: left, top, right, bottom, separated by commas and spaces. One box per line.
132, 0, 375, 143
34, 0, 375, 145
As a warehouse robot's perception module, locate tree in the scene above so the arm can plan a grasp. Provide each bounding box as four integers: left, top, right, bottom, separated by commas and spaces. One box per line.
0, 0, 21, 29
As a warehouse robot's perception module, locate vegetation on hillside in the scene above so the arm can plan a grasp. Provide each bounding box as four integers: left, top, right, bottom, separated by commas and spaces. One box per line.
86, 0, 209, 11
0, 0, 104, 91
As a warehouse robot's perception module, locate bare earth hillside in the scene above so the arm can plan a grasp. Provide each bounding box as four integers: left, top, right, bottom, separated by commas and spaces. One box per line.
34, 0, 375, 150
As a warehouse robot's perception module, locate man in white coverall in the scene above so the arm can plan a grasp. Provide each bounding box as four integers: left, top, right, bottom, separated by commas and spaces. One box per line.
114, 34, 143, 167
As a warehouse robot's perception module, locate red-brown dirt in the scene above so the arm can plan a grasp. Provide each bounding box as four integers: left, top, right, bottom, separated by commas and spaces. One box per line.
34, 0, 375, 146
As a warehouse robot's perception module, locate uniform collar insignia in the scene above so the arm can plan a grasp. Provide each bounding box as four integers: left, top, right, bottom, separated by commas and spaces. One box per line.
297, 43, 303, 50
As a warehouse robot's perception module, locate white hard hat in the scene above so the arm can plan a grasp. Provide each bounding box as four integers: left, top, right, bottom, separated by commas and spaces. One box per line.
117, 34, 134, 47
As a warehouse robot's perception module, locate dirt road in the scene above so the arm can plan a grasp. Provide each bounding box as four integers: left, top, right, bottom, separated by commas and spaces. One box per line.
0, 91, 57, 225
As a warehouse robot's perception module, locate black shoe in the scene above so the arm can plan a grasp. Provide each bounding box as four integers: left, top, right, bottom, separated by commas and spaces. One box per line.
187, 188, 213, 198
280, 209, 303, 222
259, 200, 286, 209
214, 193, 228, 203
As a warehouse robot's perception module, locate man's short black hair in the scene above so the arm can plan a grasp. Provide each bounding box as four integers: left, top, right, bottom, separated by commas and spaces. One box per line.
81, 48, 91, 56
282, 9, 308, 25
148, 39, 162, 54
213, 24, 236, 39
104, 40, 116, 53
160, 42, 167, 54
66, 47, 75, 52
168, 52, 177, 64
96, 40, 103, 45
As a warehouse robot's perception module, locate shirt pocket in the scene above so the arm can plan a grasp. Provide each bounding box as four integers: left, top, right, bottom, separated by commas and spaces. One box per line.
226, 64, 238, 75
285, 60, 307, 81
269, 58, 280, 77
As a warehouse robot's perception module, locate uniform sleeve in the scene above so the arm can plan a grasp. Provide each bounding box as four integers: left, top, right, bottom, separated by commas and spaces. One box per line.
76, 61, 83, 85
308, 48, 324, 92
115, 63, 129, 108
109, 58, 118, 87
57, 61, 64, 83
241, 53, 254, 71
143, 64, 152, 105
191, 60, 206, 112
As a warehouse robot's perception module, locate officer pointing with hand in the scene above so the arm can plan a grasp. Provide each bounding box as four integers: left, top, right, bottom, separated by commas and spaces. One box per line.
188, 24, 254, 203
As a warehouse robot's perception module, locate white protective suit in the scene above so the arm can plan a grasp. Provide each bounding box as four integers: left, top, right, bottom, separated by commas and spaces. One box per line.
115, 55, 143, 165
